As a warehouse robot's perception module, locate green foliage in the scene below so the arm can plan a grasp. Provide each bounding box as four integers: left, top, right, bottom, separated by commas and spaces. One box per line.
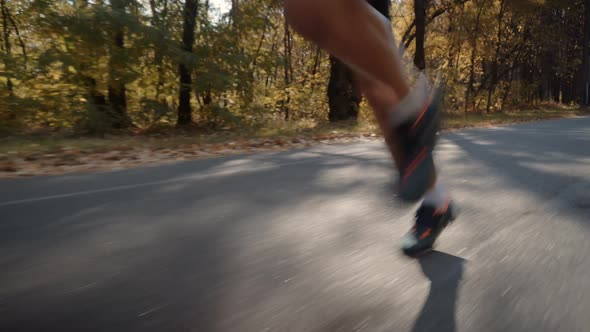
0, 0, 587, 135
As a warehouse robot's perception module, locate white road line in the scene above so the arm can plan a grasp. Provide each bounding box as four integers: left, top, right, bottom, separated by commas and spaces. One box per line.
0, 152, 384, 207
0, 179, 185, 207
138, 304, 168, 318
0, 167, 260, 207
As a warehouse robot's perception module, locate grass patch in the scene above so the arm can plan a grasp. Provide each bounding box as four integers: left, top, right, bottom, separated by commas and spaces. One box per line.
442, 107, 586, 130
0, 108, 586, 157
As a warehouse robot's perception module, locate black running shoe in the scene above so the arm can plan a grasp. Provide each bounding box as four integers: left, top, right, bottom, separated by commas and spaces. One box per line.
396, 90, 442, 202
401, 200, 457, 257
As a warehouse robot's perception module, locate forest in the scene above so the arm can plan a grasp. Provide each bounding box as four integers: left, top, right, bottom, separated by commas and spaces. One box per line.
0, 0, 589, 136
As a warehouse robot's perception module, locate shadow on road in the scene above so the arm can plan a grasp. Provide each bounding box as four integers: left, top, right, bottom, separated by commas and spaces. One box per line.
0, 144, 396, 332
446, 117, 590, 227
411, 252, 465, 332
3, 118, 588, 331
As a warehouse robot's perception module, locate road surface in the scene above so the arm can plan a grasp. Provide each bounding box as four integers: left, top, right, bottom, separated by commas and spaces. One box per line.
1, 117, 589, 332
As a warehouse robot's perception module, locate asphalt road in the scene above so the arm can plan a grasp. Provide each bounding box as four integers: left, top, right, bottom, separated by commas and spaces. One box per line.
1, 117, 589, 332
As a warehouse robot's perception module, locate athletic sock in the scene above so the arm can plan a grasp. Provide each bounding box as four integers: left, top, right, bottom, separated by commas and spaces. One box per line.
391, 74, 429, 126
422, 182, 450, 209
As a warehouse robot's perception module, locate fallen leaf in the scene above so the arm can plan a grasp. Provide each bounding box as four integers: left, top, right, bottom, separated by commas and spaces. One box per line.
0, 161, 18, 172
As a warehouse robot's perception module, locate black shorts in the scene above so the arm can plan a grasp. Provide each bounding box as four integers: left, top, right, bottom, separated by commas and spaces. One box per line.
368, 0, 391, 20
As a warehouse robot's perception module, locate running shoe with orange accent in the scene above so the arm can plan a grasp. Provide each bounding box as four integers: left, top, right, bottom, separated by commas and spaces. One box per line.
396, 89, 442, 202
401, 201, 457, 257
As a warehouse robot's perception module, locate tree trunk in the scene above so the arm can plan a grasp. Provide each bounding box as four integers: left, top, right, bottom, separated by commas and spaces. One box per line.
539, 8, 558, 103
1, 0, 13, 96
500, 70, 514, 112
500, 43, 525, 112
309, 46, 322, 90
327, 56, 361, 122
563, 81, 573, 104
107, 30, 129, 128
446, 5, 461, 83
551, 77, 561, 103
177, 0, 198, 126
84, 76, 107, 111
149, 0, 169, 101
485, 0, 506, 114
485, 88, 494, 114
582, 0, 590, 106
74, 0, 104, 113
108, 0, 130, 128
540, 52, 555, 102
413, 0, 428, 70
465, 0, 485, 112
283, 15, 293, 120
